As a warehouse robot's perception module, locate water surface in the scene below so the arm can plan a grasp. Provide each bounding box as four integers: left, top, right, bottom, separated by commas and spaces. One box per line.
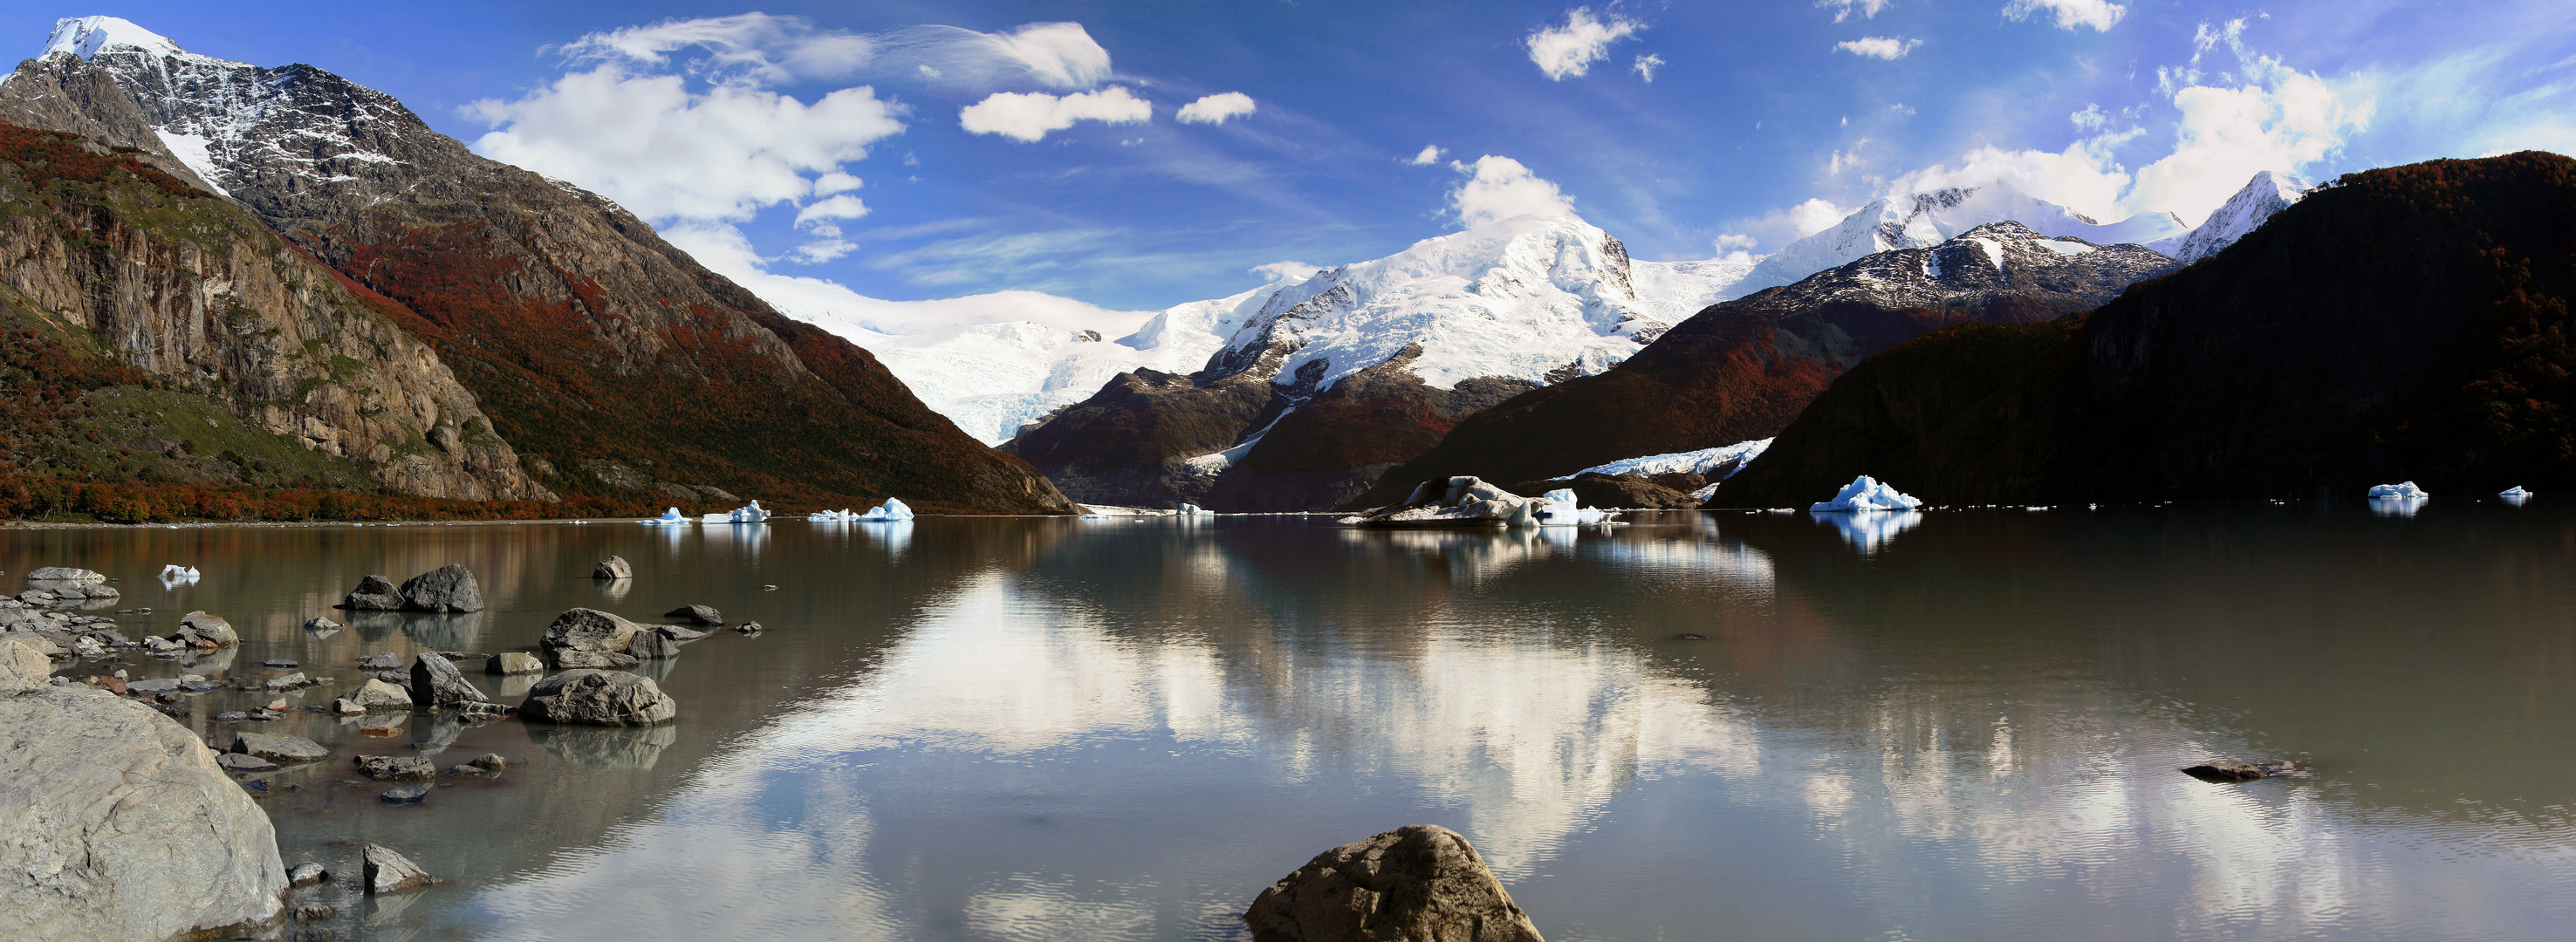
8, 503, 2574, 941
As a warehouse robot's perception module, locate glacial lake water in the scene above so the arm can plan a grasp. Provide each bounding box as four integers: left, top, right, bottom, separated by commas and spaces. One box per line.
8, 503, 2576, 941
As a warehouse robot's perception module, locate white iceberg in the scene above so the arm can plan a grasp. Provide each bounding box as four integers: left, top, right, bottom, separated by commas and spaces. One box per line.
807, 509, 860, 522
640, 507, 691, 526
2500, 486, 2532, 502
2366, 481, 2429, 499
1533, 488, 1613, 526
858, 498, 915, 522
1810, 475, 1922, 513
1175, 502, 1215, 516
158, 563, 199, 579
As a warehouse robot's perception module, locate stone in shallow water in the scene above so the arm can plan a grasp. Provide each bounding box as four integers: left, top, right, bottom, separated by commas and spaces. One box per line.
286, 862, 328, 887
398, 563, 484, 613
663, 604, 723, 625
356, 652, 401, 671
593, 556, 633, 580
523, 669, 677, 726
380, 786, 428, 804
485, 652, 544, 674
469, 753, 508, 773
2182, 761, 2277, 782
361, 843, 435, 894
350, 678, 412, 711
215, 752, 276, 773
408, 652, 488, 707
353, 755, 437, 781
341, 576, 404, 611
1243, 824, 1545, 942
230, 733, 327, 763
627, 629, 681, 660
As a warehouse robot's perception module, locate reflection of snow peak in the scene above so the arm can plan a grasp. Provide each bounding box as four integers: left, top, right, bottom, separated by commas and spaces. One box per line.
1811, 475, 1922, 512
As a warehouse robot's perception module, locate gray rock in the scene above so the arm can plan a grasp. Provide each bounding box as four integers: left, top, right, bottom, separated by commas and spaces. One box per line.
379, 786, 428, 804
24, 567, 104, 584
2182, 761, 2291, 782
79, 585, 120, 600
330, 698, 366, 715
0, 639, 50, 696
353, 755, 437, 781
294, 904, 333, 921
216, 752, 277, 773
124, 677, 181, 695
360, 843, 434, 894
175, 611, 238, 647
301, 616, 341, 633
552, 649, 641, 670
593, 556, 633, 580
663, 604, 723, 625
627, 630, 681, 660
230, 734, 328, 763
286, 863, 327, 887
1243, 824, 1544, 942
264, 672, 308, 690
408, 652, 488, 707
485, 652, 544, 674
356, 652, 402, 671
469, 753, 507, 773
398, 564, 484, 613
341, 575, 405, 611
523, 669, 677, 726
450, 701, 515, 721
349, 678, 412, 712
657, 625, 710, 642
733, 621, 763, 634
542, 608, 650, 666
0, 675, 286, 939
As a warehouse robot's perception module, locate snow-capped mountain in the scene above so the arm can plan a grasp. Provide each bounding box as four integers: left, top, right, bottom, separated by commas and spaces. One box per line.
2168, 171, 2308, 263
1742, 183, 2186, 295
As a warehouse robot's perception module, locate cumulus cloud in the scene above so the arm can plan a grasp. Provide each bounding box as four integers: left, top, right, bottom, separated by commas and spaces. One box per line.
1450, 155, 1578, 228
1249, 261, 1321, 283
1175, 92, 1257, 125
1408, 145, 1445, 166
1817, 0, 1891, 22
1634, 53, 1666, 82
959, 86, 1152, 141
1788, 198, 1851, 236
1526, 8, 1645, 80
469, 69, 903, 222
2003, 0, 2126, 33
1835, 37, 1920, 60
794, 194, 872, 228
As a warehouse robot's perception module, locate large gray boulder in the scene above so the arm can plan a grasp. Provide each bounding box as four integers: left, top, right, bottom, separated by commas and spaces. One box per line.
542, 608, 649, 667
341, 575, 404, 611
409, 652, 488, 707
593, 556, 633, 580
175, 611, 239, 647
0, 640, 287, 940
1243, 824, 1543, 942
523, 669, 676, 726
347, 678, 413, 711
398, 563, 484, 613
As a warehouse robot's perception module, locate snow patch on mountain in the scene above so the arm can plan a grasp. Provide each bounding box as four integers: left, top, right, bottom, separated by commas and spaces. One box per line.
2166, 171, 2308, 263
1741, 182, 2185, 296
43, 16, 209, 63
149, 130, 227, 195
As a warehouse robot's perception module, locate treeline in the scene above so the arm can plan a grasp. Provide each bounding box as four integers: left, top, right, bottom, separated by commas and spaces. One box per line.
0, 477, 660, 524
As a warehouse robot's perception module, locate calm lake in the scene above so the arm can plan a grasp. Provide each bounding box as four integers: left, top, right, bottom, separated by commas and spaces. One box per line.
8, 503, 2575, 941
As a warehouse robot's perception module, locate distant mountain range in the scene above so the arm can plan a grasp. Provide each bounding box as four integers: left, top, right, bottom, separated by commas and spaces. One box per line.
1, 16, 1070, 515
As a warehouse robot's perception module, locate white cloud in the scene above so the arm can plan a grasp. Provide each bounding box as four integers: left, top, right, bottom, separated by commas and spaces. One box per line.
1526, 8, 1645, 81
1634, 53, 1666, 82
1715, 234, 1758, 251
2003, 0, 2127, 33
959, 86, 1152, 142
1828, 142, 1870, 175
1408, 145, 1445, 166
791, 239, 857, 263
551, 16, 1113, 91
813, 171, 864, 195
1250, 261, 1321, 283
1789, 198, 1850, 236
469, 68, 903, 222
1835, 37, 1920, 60
1175, 92, 1257, 125
664, 222, 1156, 337
1450, 154, 1577, 228
1818, 0, 1891, 23
795, 194, 872, 228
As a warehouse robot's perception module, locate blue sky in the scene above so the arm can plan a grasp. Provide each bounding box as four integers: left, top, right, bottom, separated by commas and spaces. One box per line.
11, 2, 2575, 330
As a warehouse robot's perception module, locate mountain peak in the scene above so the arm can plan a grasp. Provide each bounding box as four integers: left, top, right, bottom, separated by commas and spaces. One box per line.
2170, 170, 2311, 263
42, 17, 197, 62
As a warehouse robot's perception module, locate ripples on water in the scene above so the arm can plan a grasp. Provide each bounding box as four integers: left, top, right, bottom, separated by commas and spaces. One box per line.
6, 503, 2575, 941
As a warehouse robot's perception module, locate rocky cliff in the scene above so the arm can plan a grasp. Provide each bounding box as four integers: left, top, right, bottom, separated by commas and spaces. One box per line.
0, 120, 547, 500
14, 20, 1070, 514
1714, 153, 2576, 506
1353, 222, 2177, 506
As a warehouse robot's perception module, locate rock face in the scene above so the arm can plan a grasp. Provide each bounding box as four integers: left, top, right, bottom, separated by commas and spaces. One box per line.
0, 639, 287, 940
1356, 222, 2176, 507
1715, 154, 2576, 506
0, 638, 51, 694
342, 576, 406, 611
17, 24, 1069, 514
1243, 824, 1543, 942
593, 556, 632, 580
523, 669, 677, 726
398, 563, 483, 613
408, 652, 488, 707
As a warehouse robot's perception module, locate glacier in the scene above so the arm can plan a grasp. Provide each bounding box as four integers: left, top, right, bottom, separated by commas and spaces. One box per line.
1558, 439, 1773, 481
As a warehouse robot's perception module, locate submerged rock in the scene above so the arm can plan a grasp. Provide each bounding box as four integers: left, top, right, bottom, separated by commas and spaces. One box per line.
341, 575, 405, 611
356, 652, 402, 671
1243, 824, 1543, 942
2182, 761, 2294, 782
302, 616, 341, 634
593, 556, 634, 580
360, 843, 435, 894
398, 564, 484, 613
380, 786, 429, 805
523, 669, 677, 726
0, 640, 287, 940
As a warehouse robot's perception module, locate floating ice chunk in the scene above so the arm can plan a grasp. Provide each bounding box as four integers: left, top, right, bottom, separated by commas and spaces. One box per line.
858, 498, 915, 522
640, 507, 691, 526
1810, 475, 1922, 513
1175, 502, 1215, 515
159, 563, 199, 578
807, 509, 860, 522
1533, 488, 1612, 525
2366, 481, 2429, 499
2501, 486, 2532, 499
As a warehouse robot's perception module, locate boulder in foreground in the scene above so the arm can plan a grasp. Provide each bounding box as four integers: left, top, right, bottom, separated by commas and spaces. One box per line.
1243, 824, 1542, 942
398, 563, 484, 613
0, 639, 286, 940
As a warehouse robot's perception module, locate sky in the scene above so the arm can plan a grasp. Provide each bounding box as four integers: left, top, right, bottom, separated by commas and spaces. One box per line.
10, 2, 2575, 335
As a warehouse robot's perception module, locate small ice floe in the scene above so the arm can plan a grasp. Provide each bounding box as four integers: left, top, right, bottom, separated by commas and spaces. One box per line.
640, 507, 690, 527
857, 498, 915, 522
2501, 486, 2533, 506
158, 564, 201, 584
1810, 475, 1922, 513
807, 509, 859, 522
2366, 481, 2429, 499
709, 500, 771, 523
1534, 488, 1613, 526
1175, 502, 1215, 516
